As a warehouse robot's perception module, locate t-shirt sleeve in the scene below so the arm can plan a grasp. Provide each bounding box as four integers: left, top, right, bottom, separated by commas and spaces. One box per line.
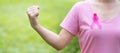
60, 3, 79, 36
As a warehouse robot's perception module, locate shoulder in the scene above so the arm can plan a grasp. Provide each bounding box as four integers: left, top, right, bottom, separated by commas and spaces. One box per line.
74, 1, 88, 7
72, 1, 88, 9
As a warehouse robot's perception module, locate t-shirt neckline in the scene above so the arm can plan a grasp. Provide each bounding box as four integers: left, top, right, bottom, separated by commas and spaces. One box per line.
85, 1, 120, 23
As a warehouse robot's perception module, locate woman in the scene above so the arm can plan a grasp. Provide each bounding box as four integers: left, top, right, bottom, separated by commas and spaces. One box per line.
27, 0, 120, 53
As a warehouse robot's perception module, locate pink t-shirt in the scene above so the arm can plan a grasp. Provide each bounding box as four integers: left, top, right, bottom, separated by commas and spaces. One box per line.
60, 1, 120, 53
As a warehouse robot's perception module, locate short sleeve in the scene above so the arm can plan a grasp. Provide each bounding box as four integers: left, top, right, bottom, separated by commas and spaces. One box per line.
60, 3, 79, 36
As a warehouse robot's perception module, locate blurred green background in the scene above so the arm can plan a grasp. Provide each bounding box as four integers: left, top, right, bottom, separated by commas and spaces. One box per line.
0, 0, 82, 53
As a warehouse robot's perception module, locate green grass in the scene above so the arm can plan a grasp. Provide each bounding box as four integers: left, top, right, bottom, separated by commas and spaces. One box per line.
0, 0, 80, 53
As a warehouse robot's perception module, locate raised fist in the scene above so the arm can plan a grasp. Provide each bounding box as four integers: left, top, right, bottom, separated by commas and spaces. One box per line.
27, 6, 39, 19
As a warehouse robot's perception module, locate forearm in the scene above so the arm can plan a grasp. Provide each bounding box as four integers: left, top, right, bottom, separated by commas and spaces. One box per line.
32, 24, 63, 50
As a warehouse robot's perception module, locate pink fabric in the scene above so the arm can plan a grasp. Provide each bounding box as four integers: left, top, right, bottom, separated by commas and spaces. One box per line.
60, 1, 120, 53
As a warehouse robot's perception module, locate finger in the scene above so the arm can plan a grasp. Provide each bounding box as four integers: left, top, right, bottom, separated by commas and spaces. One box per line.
26, 6, 39, 16
32, 5, 39, 9
27, 5, 39, 12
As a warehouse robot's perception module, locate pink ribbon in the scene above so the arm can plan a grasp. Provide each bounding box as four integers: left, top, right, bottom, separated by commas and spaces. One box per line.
90, 13, 102, 29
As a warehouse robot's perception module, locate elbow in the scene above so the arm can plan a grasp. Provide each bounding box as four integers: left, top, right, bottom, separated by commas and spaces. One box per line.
54, 46, 65, 51
55, 47, 64, 51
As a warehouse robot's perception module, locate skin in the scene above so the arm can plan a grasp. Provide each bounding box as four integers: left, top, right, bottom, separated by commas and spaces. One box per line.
27, 0, 120, 51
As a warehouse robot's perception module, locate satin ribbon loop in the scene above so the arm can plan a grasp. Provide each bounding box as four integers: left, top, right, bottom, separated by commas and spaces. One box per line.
90, 13, 102, 29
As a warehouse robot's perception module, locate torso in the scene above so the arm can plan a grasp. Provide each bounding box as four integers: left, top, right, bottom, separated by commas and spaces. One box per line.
76, 1, 120, 53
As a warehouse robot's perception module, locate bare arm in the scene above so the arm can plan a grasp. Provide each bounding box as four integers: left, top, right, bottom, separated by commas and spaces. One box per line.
26, 6, 74, 50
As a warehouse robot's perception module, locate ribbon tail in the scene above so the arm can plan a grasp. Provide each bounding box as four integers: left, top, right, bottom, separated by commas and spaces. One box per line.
96, 21, 102, 29
90, 22, 95, 29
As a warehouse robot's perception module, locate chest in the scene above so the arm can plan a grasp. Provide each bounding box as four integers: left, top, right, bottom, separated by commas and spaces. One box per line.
78, 12, 120, 40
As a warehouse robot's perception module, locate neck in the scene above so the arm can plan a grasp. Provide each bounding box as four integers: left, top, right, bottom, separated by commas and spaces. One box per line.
89, 0, 119, 4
